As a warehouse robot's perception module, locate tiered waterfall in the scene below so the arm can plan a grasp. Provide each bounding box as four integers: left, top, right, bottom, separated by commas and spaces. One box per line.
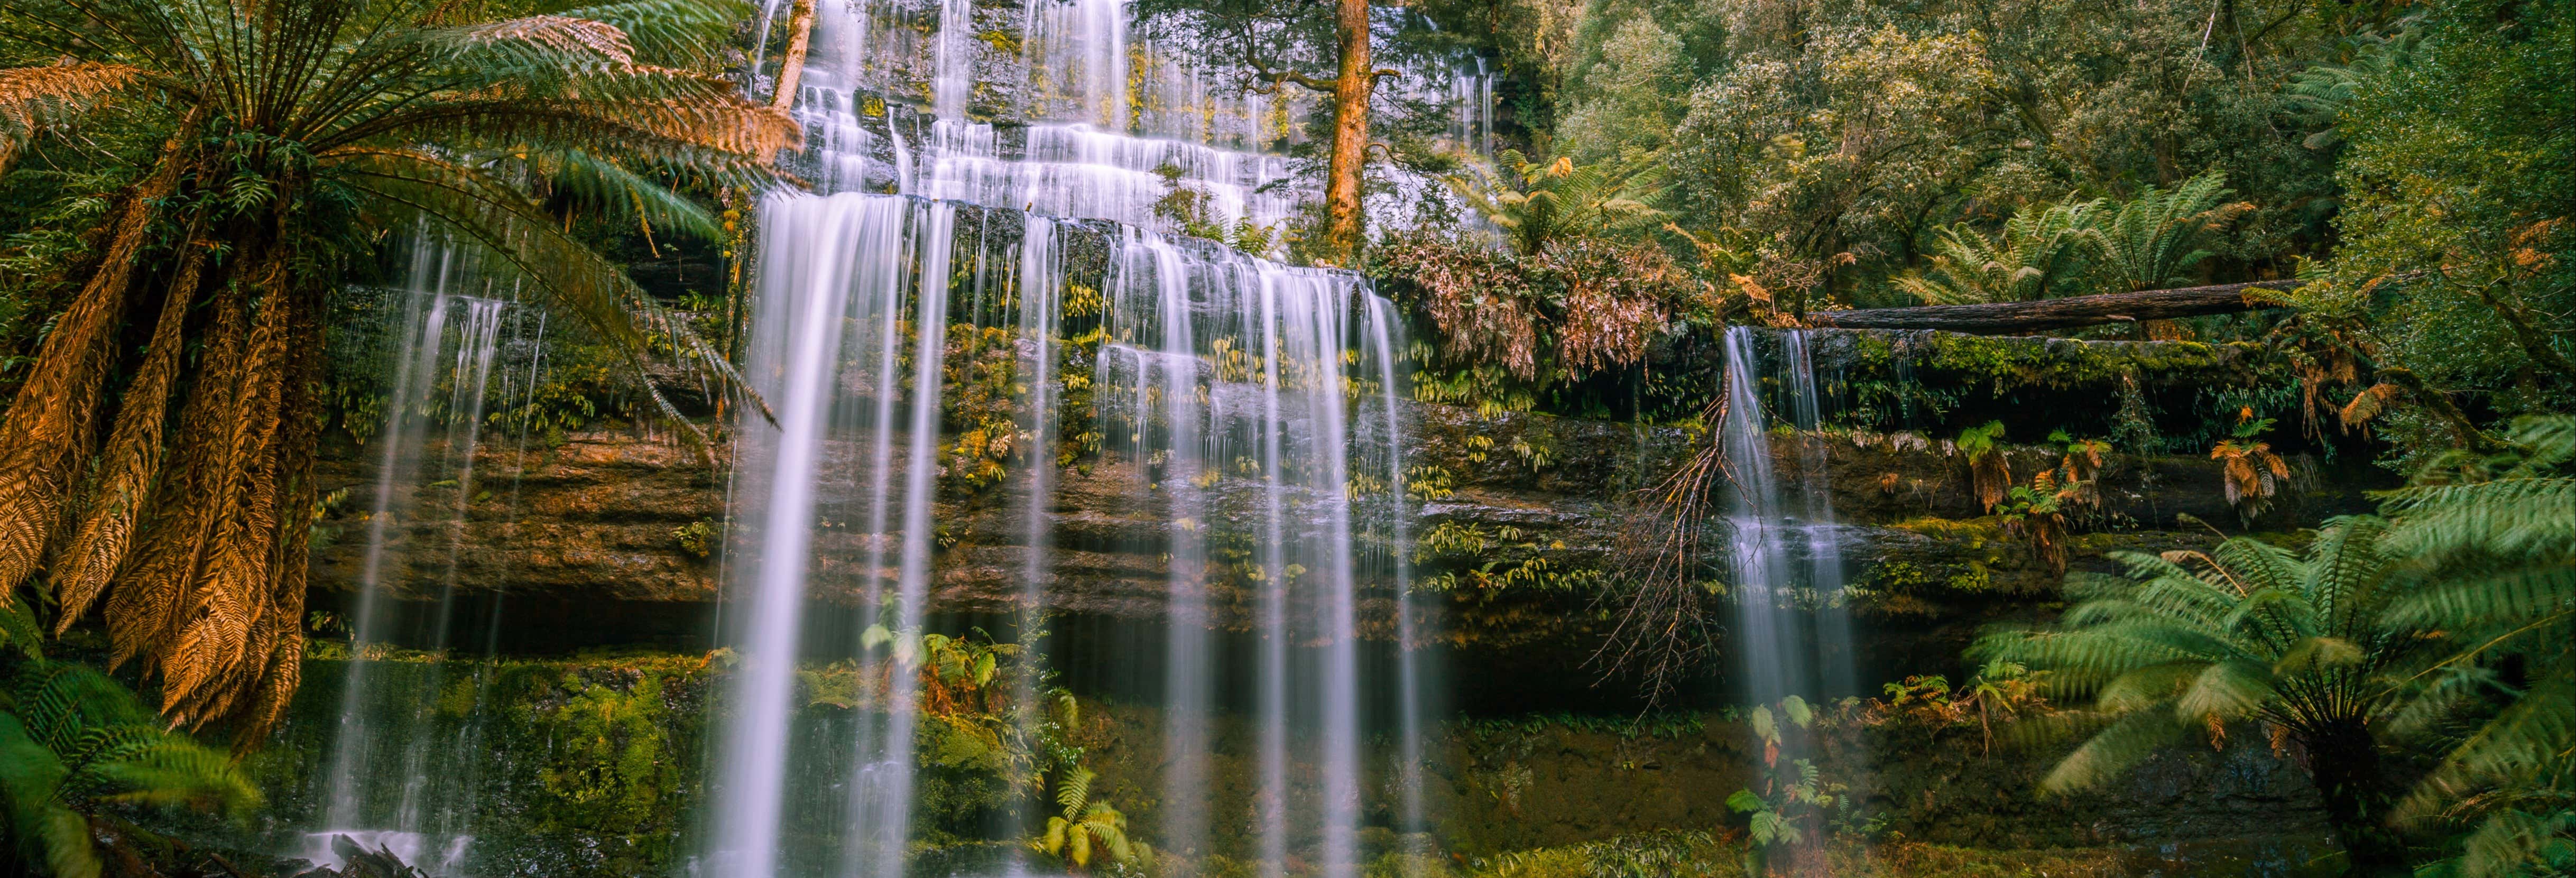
703, 0, 1436, 875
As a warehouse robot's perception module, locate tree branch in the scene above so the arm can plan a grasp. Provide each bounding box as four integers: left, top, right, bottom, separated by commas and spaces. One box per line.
1806, 280, 2304, 334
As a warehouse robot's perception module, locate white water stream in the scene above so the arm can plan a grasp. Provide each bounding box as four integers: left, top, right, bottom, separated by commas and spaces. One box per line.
1717, 327, 1859, 708
703, 0, 1435, 874
310, 239, 546, 875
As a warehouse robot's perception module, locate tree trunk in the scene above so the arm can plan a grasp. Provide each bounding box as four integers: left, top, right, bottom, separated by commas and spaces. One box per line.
1805, 280, 2300, 334
2303, 720, 2409, 877
771, 0, 817, 110
1319, 0, 1372, 266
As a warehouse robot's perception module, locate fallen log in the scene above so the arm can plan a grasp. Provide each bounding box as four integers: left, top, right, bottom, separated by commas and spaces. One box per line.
1807, 280, 2302, 334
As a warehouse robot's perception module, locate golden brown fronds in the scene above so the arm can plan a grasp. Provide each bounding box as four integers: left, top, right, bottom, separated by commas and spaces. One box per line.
455, 15, 636, 66
0, 136, 187, 603
0, 61, 140, 107
342, 89, 799, 165
623, 91, 802, 161
160, 281, 292, 723
1971, 454, 2012, 513
0, 61, 143, 171
1394, 235, 1542, 379
108, 284, 247, 668
1545, 238, 1681, 374
237, 307, 322, 745
2213, 439, 2289, 517
2342, 383, 2400, 428
53, 244, 208, 631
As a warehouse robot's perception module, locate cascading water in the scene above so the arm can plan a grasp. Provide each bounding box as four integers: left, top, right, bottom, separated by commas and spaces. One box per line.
770, 0, 1484, 238
1717, 327, 1859, 706
707, 0, 1433, 873
1082, 230, 1406, 874
309, 239, 545, 876
708, 193, 948, 878
1448, 57, 1495, 160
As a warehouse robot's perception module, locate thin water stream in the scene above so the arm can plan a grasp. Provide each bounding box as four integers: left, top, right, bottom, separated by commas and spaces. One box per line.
1717, 326, 1860, 709
310, 239, 546, 875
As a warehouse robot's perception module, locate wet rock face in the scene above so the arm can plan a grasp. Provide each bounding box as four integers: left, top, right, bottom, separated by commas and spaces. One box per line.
307, 395, 2381, 666
309, 431, 727, 606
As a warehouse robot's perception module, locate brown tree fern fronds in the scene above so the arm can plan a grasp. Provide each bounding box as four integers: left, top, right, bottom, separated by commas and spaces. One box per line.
107, 285, 249, 669
51, 241, 211, 631
0, 138, 189, 603
235, 294, 324, 744
0, 61, 143, 173
161, 285, 293, 719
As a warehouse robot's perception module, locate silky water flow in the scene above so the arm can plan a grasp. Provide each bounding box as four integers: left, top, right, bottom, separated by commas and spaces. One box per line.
308, 238, 550, 875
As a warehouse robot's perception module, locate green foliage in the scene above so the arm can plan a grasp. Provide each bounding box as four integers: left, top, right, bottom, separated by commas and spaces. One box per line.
1879, 661, 2045, 754
673, 519, 720, 559
1980, 523, 2407, 789
1895, 170, 2248, 303
2296, 0, 2576, 463
2377, 417, 2576, 878
1466, 829, 1739, 878
1447, 151, 1665, 257
1552, 18, 1691, 164
0, 645, 261, 878
1030, 765, 1147, 871
529, 674, 678, 838
940, 323, 1020, 494
1728, 696, 1871, 876
1151, 163, 1280, 255
1976, 518, 2418, 870
2088, 172, 2256, 293
1414, 521, 1604, 595
1896, 199, 2107, 304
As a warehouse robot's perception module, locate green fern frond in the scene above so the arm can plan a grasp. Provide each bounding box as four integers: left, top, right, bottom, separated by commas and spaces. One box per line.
1055, 766, 1093, 817
89, 741, 261, 815
2039, 709, 2190, 794
2088, 170, 2249, 291
2384, 478, 2576, 563
0, 595, 39, 660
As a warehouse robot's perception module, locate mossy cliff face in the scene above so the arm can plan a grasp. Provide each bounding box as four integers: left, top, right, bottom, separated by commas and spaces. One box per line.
242, 657, 2338, 877
307, 386, 2380, 702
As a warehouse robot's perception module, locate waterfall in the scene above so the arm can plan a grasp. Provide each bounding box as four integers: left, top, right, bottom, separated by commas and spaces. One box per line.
1717, 327, 1858, 706
1448, 57, 1494, 160
706, 1, 1435, 873
708, 193, 944, 878
310, 238, 542, 876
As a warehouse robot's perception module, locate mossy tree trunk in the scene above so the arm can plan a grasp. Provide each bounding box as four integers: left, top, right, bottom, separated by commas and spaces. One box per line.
1318, 0, 1372, 266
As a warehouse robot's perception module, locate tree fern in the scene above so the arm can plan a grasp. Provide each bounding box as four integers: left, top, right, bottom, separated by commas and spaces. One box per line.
1446, 150, 1665, 256
2086, 171, 2255, 292
2285, 31, 2416, 151
0, 0, 788, 734
1977, 517, 2415, 872
1896, 198, 2107, 303
2380, 416, 2576, 878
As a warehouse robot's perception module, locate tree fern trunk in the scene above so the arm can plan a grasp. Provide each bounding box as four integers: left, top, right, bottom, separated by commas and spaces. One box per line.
2303, 719, 2409, 876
